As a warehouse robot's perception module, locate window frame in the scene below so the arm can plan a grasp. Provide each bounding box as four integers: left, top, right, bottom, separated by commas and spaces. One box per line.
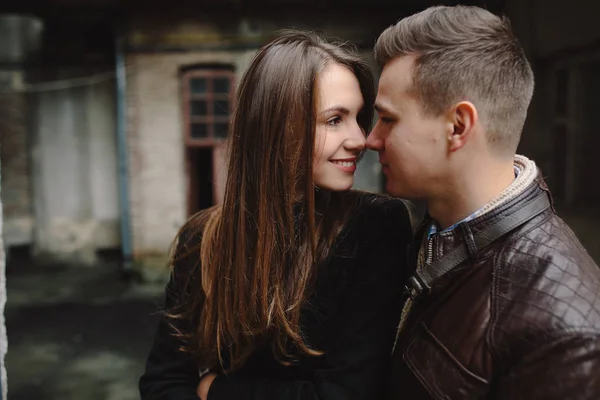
181, 69, 234, 147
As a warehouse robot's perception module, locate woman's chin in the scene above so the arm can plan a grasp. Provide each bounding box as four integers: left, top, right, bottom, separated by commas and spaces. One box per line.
315, 180, 354, 192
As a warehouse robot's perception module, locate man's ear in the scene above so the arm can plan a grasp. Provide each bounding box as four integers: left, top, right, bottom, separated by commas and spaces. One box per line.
448, 101, 478, 152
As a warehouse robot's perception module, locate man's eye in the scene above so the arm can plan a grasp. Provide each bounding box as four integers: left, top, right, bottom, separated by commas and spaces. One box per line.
380, 117, 394, 124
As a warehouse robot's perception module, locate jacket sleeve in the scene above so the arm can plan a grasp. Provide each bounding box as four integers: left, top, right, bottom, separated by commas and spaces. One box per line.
496, 334, 600, 399
207, 200, 412, 400
139, 233, 203, 399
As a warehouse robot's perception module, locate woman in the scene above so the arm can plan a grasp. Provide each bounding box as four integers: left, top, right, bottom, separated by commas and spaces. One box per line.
139, 30, 412, 400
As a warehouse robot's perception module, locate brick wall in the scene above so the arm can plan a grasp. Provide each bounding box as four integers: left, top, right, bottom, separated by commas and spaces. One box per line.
126, 50, 257, 271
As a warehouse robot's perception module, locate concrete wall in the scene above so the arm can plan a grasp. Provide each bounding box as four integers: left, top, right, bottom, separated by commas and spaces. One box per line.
0, 71, 33, 248
31, 79, 120, 263
86, 82, 121, 249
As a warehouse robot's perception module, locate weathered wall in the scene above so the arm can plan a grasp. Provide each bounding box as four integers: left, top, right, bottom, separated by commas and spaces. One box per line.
126, 50, 255, 267
31, 79, 120, 263
0, 71, 33, 248
86, 81, 121, 249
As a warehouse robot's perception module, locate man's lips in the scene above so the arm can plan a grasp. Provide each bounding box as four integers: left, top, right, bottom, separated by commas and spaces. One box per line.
380, 161, 390, 174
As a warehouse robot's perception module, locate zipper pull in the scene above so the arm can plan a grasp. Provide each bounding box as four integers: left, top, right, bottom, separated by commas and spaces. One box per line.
426, 236, 434, 265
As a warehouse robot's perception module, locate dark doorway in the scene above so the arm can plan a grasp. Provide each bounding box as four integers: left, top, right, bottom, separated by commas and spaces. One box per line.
187, 147, 214, 216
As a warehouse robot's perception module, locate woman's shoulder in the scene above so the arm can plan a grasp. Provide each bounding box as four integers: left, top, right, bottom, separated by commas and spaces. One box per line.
337, 192, 412, 291
346, 190, 412, 230
330, 190, 413, 255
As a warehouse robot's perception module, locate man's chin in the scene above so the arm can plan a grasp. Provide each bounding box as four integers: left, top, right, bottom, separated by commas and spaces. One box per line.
384, 182, 405, 198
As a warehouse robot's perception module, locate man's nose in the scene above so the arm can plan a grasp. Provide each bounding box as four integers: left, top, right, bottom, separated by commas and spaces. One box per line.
366, 128, 383, 152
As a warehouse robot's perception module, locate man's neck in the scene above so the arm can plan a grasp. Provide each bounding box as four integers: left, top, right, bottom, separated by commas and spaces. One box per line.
428, 160, 516, 230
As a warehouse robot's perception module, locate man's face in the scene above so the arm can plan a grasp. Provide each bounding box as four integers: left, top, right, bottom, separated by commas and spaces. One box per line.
367, 56, 451, 199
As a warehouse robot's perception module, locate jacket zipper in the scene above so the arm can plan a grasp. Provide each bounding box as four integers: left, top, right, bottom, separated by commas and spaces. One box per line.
395, 227, 435, 349
395, 246, 436, 355
426, 236, 434, 266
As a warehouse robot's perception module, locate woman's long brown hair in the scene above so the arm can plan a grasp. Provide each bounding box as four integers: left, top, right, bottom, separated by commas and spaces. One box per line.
166, 30, 375, 374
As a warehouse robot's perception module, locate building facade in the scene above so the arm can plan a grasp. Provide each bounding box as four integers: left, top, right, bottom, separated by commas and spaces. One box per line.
2, 0, 599, 273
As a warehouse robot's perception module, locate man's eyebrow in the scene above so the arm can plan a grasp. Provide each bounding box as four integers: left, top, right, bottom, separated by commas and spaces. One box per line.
320, 106, 350, 115
374, 103, 397, 116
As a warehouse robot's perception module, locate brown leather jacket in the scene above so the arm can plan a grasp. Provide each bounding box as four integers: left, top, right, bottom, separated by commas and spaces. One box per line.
387, 177, 600, 399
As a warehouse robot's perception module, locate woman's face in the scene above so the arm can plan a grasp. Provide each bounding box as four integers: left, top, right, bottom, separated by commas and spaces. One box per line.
313, 63, 366, 192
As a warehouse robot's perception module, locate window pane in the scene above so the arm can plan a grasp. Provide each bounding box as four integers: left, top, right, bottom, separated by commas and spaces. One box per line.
214, 122, 229, 138
214, 77, 230, 94
191, 123, 208, 138
190, 78, 207, 94
215, 99, 229, 116
191, 100, 208, 116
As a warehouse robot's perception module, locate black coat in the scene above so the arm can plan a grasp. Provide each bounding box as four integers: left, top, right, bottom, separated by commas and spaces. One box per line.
139, 192, 412, 400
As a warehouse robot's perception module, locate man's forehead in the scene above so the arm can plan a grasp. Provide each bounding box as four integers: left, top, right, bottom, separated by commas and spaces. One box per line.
377, 58, 418, 111
380, 57, 414, 88
376, 80, 407, 115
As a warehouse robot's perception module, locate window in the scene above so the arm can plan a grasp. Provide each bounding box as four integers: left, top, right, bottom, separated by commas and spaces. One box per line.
182, 69, 234, 145
181, 67, 233, 214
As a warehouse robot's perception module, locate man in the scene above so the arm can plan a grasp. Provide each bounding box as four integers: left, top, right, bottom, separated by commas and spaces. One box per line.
367, 5, 600, 399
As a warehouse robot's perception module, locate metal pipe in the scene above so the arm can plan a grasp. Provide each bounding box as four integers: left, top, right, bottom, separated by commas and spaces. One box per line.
115, 32, 133, 277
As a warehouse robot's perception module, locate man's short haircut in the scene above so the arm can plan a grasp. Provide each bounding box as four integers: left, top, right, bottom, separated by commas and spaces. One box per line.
375, 5, 534, 154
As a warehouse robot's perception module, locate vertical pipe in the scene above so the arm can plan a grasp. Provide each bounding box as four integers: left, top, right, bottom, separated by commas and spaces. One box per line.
0, 149, 7, 399
115, 32, 133, 277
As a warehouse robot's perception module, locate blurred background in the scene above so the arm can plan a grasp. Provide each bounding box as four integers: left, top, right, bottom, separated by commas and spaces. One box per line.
1, 0, 599, 398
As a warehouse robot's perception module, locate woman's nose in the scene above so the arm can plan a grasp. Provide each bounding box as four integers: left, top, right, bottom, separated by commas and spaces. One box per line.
344, 124, 366, 151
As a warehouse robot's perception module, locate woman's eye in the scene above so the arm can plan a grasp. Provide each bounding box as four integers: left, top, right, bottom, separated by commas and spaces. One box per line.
327, 117, 342, 126
380, 117, 394, 125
